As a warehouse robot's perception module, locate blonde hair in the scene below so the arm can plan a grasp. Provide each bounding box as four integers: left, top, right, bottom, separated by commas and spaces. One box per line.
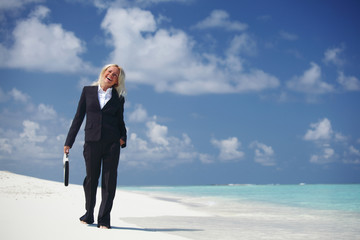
93, 64, 126, 97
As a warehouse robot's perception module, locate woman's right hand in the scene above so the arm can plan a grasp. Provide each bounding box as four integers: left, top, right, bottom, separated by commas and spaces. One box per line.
64, 146, 70, 154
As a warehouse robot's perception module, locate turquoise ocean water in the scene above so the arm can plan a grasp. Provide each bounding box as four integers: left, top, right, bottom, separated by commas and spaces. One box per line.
122, 184, 360, 213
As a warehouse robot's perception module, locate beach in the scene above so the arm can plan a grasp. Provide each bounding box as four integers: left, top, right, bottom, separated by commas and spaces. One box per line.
1, 171, 359, 240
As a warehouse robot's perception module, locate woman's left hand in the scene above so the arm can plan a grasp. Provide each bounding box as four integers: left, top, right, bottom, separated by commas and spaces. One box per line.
120, 139, 126, 148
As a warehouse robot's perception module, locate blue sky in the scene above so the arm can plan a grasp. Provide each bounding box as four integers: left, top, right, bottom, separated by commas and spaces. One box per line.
1, 0, 360, 185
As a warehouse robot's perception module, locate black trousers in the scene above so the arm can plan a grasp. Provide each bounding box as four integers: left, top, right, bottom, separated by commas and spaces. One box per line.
82, 140, 120, 226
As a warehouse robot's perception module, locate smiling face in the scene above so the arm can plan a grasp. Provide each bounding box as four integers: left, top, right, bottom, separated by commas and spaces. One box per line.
100, 66, 120, 90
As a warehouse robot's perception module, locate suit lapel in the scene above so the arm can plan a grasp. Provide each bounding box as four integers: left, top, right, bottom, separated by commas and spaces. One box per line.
90, 86, 102, 110
102, 88, 119, 110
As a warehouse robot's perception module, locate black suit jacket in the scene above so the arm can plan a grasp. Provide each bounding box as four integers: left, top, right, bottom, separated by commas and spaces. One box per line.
65, 86, 127, 148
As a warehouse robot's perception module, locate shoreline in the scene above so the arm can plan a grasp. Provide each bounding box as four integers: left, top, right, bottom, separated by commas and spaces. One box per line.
1, 171, 359, 240
123, 188, 360, 240
121, 184, 360, 213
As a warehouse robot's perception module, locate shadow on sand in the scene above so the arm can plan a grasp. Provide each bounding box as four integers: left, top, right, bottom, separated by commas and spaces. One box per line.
88, 224, 202, 232
112, 226, 203, 232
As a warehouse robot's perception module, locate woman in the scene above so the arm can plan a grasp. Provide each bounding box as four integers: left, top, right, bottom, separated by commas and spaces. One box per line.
64, 64, 127, 229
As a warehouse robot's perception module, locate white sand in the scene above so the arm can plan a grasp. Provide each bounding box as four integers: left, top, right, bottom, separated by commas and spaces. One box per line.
1, 171, 359, 240
0, 171, 202, 240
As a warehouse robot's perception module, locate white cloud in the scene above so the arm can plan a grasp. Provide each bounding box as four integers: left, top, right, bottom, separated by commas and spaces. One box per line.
156, 13, 172, 24
323, 45, 345, 66
129, 104, 148, 122
343, 159, 360, 164
257, 15, 272, 22
100, 7, 279, 95
0, 6, 93, 73
342, 145, 360, 164
13, 119, 61, 161
29, 4, 49, 18
137, 0, 191, 5
0, 87, 212, 170
122, 120, 200, 168
198, 153, 215, 164
0, 138, 12, 154
78, 77, 94, 89
337, 71, 360, 91
193, 10, 248, 31
5, 88, 36, 113
0, 89, 69, 165
322, 46, 360, 92
334, 132, 347, 142
0, 87, 210, 171
226, 33, 257, 57
303, 118, 356, 165
304, 118, 335, 164
0, 117, 61, 163
233, 69, 279, 91
93, 0, 191, 9
304, 118, 347, 143
249, 141, 276, 166
20, 120, 47, 143
287, 62, 334, 94
0, 0, 44, 10
7, 89, 56, 120
310, 147, 335, 164
146, 120, 169, 146
211, 137, 244, 161
9, 88, 30, 103
304, 118, 333, 141
119, 103, 215, 168
279, 30, 298, 41
349, 145, 360, 156
36, 104, 57, 120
